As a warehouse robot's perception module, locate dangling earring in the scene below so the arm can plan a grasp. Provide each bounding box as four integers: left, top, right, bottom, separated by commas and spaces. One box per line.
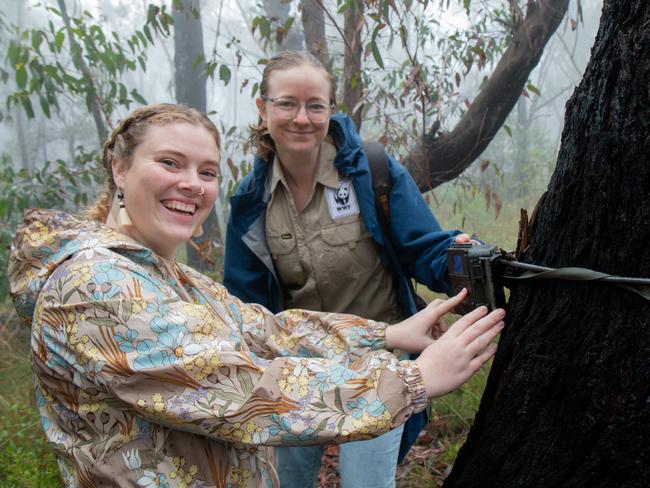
192, 224, 204, 238
117, 190, 134, 231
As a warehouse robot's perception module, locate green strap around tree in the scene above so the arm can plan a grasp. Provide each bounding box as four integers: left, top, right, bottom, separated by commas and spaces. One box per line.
507, 266, 650, 301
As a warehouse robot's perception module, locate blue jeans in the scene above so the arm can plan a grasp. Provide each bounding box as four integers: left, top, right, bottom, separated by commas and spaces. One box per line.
276, 424, 404, 488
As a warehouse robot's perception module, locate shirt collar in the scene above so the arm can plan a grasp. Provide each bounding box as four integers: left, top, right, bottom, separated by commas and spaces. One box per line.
269, 140, 340, 194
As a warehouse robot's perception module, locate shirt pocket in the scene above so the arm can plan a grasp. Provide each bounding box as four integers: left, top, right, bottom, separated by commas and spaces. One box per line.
320, 220, 378, 272
266, 233, 305, 289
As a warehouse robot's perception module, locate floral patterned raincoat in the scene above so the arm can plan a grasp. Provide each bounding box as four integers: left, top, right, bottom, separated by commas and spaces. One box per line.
8, 209, 428, 487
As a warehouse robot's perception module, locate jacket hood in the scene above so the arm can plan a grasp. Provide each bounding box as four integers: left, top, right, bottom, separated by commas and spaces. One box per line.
8, 209, 147, 327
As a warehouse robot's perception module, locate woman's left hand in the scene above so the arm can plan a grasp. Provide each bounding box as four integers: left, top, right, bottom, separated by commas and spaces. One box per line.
385, 289, 467, 353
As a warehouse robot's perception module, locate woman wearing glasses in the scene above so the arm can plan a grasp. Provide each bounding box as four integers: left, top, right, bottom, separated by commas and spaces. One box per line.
224, 51, 474, 487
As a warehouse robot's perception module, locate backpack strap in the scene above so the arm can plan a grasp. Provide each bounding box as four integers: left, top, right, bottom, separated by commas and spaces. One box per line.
363, 140, 392, 236
363, 140, 429, 313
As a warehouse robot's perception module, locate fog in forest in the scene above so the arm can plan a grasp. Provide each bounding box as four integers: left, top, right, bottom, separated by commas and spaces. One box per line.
0, 0, 603, 251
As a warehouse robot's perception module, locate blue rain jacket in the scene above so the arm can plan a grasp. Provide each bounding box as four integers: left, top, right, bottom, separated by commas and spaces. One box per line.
224, 113, 460, 462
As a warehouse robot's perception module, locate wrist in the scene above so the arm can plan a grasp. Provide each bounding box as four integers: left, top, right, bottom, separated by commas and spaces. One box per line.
384, 325, 395, 351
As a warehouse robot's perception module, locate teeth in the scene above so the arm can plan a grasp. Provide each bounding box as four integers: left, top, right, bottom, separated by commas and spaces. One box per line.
163, 200, 196, 214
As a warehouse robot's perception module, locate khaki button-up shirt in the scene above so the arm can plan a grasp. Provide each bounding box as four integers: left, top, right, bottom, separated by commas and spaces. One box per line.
266, 142, 404, 324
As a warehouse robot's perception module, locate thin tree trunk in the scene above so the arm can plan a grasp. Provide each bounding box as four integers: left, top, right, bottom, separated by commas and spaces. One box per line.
56, 0, 108, 145
444, 1, 650, 486
301, 0, 331, 70
342, 0, 363, 130
173, 0, 221, 271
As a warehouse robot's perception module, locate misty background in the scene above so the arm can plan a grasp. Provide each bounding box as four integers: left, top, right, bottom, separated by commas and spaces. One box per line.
0, 0, 603, 272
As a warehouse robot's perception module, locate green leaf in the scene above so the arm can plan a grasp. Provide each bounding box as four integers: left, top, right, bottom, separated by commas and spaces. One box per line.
31, 30, 44, 51
526, 82, 541, 97
146, 4, 160, 24
7, 42, 19, 66
39, 96, 51, 118
219, 64, 231, 85
15, 66, 27, 89
143, 25, 153, 44
20, 97, 34, 119
463, 0, 471, 14
371, 41, 384, 69
284, 16, 295, 32
54, 31, 65, 51
130, 89, 147, 105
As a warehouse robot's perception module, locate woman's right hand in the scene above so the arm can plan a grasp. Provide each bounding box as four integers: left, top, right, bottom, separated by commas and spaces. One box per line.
415, 306, 505, 398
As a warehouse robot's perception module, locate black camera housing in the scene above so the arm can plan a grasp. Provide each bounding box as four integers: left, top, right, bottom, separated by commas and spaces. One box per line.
447, 243, 506, 314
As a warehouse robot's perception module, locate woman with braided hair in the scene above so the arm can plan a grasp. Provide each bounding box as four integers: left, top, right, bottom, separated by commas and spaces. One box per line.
8, 103, 504, 487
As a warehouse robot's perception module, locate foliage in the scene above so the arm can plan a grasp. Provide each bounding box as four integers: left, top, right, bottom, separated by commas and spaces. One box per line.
3, 3, 172, 125
0, 149, 104, 300
248, 0, 514, 155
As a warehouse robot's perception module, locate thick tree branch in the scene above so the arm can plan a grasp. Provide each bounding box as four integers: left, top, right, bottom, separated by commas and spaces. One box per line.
403, 0, 570, 192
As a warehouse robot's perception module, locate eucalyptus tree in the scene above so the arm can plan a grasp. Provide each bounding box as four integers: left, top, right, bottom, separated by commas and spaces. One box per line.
172, 0, 221, 271
445, 0, 650, 484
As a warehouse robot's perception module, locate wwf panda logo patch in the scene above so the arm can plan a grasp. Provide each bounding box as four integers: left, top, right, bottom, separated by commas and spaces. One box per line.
326, 179, 360, 219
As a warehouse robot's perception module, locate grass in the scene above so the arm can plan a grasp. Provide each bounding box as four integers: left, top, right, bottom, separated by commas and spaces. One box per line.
0, 309, 62, 487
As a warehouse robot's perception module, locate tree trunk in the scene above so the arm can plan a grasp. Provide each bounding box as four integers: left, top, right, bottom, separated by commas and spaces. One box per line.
342, 0, 364, 130
300, 0, 331, 70
173, 0, 221, 271
444, 1, 650, 486
263, 0, 304, 52
404, 0, 570, 192
514, 97, 528, 197
57, 0, 108, 145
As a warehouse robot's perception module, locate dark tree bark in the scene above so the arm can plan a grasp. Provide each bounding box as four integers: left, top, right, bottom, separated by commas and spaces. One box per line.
342, 0, 364, 129
173, 0, 221, 271
404, 0, 570, 192
444, 1, 650, 486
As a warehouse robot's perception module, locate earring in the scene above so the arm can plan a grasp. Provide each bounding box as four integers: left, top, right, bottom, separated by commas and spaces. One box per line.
117, 190, 134, 231
192, 224, 204, 238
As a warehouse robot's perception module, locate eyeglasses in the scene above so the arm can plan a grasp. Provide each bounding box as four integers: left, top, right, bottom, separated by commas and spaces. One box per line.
262, 96, 334, 123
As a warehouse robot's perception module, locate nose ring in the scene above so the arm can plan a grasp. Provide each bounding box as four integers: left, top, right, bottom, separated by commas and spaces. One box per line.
197, 187, 205, 196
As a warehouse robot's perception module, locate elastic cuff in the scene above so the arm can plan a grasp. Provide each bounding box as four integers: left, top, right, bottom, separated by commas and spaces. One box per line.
365, 320, 388, 350
401, 360, 428, 414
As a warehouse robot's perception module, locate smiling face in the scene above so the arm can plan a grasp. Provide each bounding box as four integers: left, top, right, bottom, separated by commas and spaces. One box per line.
257, 64, 332, 164
112, 122, 221, 259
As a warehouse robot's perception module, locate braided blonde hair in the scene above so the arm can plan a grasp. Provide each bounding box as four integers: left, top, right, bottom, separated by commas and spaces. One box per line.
249, 51, 336, 161
86, 103, 221, 222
